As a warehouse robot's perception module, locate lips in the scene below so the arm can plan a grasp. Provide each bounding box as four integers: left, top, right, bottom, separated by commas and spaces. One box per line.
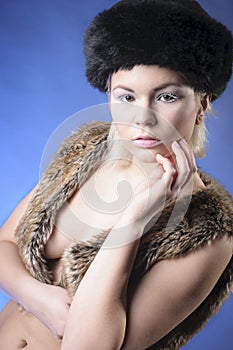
132, 135, 162, 148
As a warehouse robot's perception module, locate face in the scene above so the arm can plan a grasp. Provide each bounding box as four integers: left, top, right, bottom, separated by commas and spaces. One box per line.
109, 65, 205, 162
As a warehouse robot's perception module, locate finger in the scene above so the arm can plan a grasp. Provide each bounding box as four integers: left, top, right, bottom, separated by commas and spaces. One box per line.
179, 139, 197, 173
178, 139, 197, 192
171, 140, 193, 189
171, 141, 188, 190
156, 154, 176, 188
56, 334, 63, 341
171, 139, 197, 196
133, 161, 163, 196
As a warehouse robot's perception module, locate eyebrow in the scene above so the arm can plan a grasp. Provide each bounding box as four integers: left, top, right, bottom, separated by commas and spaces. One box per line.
112, 83, 183, 93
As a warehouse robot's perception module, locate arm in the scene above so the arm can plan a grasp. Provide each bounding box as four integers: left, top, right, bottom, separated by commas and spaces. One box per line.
0, 189, 37, 306
0, 189, 71, 338
61, 140, 190, 350
121, 235, 232, 349
61, 211, 232, 350
61, 222, 143, 350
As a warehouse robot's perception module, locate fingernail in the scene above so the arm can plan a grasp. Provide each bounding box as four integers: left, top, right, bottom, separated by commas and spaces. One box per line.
180, 138, 187, 144
172, 140, 179, 148
156, 154, 163, 160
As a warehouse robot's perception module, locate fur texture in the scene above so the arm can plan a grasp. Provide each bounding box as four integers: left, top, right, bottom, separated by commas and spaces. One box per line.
84, 0, 232, 99
15, 122, 233, 350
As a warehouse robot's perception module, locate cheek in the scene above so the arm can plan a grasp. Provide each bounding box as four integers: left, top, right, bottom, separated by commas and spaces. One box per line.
115, 124, 134, 140
110, 96, 125, 122
110, 101, 137, 138
164, 104, 197, 139
110, 95, 138, 124
115, 125, 126, 138
115, 124, 141, 140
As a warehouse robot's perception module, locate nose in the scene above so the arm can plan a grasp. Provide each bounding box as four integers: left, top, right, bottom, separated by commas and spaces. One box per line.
134, 103, 157, 127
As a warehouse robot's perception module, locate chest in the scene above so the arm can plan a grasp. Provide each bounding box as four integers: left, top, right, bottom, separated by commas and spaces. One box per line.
45, 165, 139, 257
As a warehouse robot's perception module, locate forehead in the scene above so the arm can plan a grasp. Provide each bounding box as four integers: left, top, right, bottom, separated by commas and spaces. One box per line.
110, 65, 187, 89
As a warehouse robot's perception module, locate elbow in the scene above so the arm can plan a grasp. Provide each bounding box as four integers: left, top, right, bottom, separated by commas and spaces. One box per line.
62, 327, 125, 350
105, 310, 127, 350
61, 301, 127, 350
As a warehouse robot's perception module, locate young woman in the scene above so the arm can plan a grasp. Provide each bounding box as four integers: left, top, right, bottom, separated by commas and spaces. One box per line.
0, 0, 232, 349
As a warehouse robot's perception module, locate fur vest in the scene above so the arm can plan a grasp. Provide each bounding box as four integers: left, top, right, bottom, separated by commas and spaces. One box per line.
15, 121, 233, 350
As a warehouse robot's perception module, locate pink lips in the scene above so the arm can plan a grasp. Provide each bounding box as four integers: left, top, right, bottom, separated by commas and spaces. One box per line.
132, 135, 162, 148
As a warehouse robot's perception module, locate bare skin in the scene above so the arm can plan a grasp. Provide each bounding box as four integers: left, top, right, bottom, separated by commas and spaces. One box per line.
0, 65, 232, 349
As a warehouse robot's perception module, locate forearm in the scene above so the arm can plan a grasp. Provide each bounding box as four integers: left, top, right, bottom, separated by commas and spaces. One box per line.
0, 241, 42, 311
61, 221, 143, 350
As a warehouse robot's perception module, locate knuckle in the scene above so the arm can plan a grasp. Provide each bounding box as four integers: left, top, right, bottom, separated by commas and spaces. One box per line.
56, 328, 64, 338
193, 165, 198, 173
56, 319, 66, 336
170, 168, 176, 175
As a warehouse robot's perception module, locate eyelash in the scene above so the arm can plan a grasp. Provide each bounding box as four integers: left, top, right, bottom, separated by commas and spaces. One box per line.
117, 92, 179, 104
119, 95, 135, 103
157, 93, 179, 103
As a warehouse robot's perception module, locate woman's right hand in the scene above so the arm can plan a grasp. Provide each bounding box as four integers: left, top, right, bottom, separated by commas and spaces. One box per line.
26, 281, 71, 339
117, 139, 197, 233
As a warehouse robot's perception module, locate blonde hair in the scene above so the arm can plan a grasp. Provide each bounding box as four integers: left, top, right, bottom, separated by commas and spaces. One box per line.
107, 123, 132, 160
189, 119, 207, 158
189, 101, 214, 158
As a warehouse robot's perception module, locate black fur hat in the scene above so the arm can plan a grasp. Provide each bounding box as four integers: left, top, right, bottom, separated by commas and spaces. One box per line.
84, 0, 232, 99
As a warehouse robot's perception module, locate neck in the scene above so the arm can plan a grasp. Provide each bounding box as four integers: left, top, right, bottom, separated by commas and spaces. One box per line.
104, 153, 163, 186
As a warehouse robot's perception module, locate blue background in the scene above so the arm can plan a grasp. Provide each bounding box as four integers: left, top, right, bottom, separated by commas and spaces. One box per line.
0, 1, 232, 348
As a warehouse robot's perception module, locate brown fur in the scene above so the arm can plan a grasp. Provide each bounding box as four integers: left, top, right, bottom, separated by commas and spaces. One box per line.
15, 121, 233, 350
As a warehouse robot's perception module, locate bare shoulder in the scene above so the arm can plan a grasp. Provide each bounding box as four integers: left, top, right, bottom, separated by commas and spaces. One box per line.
0, 187, 36, 243
0, 183, 73, 257
122, 235, 232, 350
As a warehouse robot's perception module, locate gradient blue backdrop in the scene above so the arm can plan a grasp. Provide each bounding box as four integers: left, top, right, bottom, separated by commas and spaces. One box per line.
0, 1, 232, 349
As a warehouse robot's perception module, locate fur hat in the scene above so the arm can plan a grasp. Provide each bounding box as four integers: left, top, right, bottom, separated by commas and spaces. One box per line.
84, 0, 232, 99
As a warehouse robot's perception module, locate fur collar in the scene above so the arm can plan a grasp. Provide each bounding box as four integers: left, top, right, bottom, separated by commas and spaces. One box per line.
15, 121, 233, 350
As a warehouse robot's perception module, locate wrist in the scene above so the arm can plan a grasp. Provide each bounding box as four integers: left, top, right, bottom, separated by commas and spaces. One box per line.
18, 277, 45, 312
104, 219, 144, 248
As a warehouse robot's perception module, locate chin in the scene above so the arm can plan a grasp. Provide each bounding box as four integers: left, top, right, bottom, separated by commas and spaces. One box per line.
130, 147, 159, 164
130, 143, 172, 164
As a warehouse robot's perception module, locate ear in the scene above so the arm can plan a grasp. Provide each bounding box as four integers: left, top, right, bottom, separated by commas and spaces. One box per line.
199, 94, 211, 114
195, 94, 211, 125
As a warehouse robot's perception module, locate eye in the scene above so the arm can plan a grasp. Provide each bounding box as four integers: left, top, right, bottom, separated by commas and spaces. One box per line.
157, 93, 179, 103
120, 94, 135, 103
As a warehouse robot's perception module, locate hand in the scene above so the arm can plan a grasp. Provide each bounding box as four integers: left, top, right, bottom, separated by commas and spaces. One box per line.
118, 139, 197, 230
169, 138, 197, 197
27, 282, 71, 339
